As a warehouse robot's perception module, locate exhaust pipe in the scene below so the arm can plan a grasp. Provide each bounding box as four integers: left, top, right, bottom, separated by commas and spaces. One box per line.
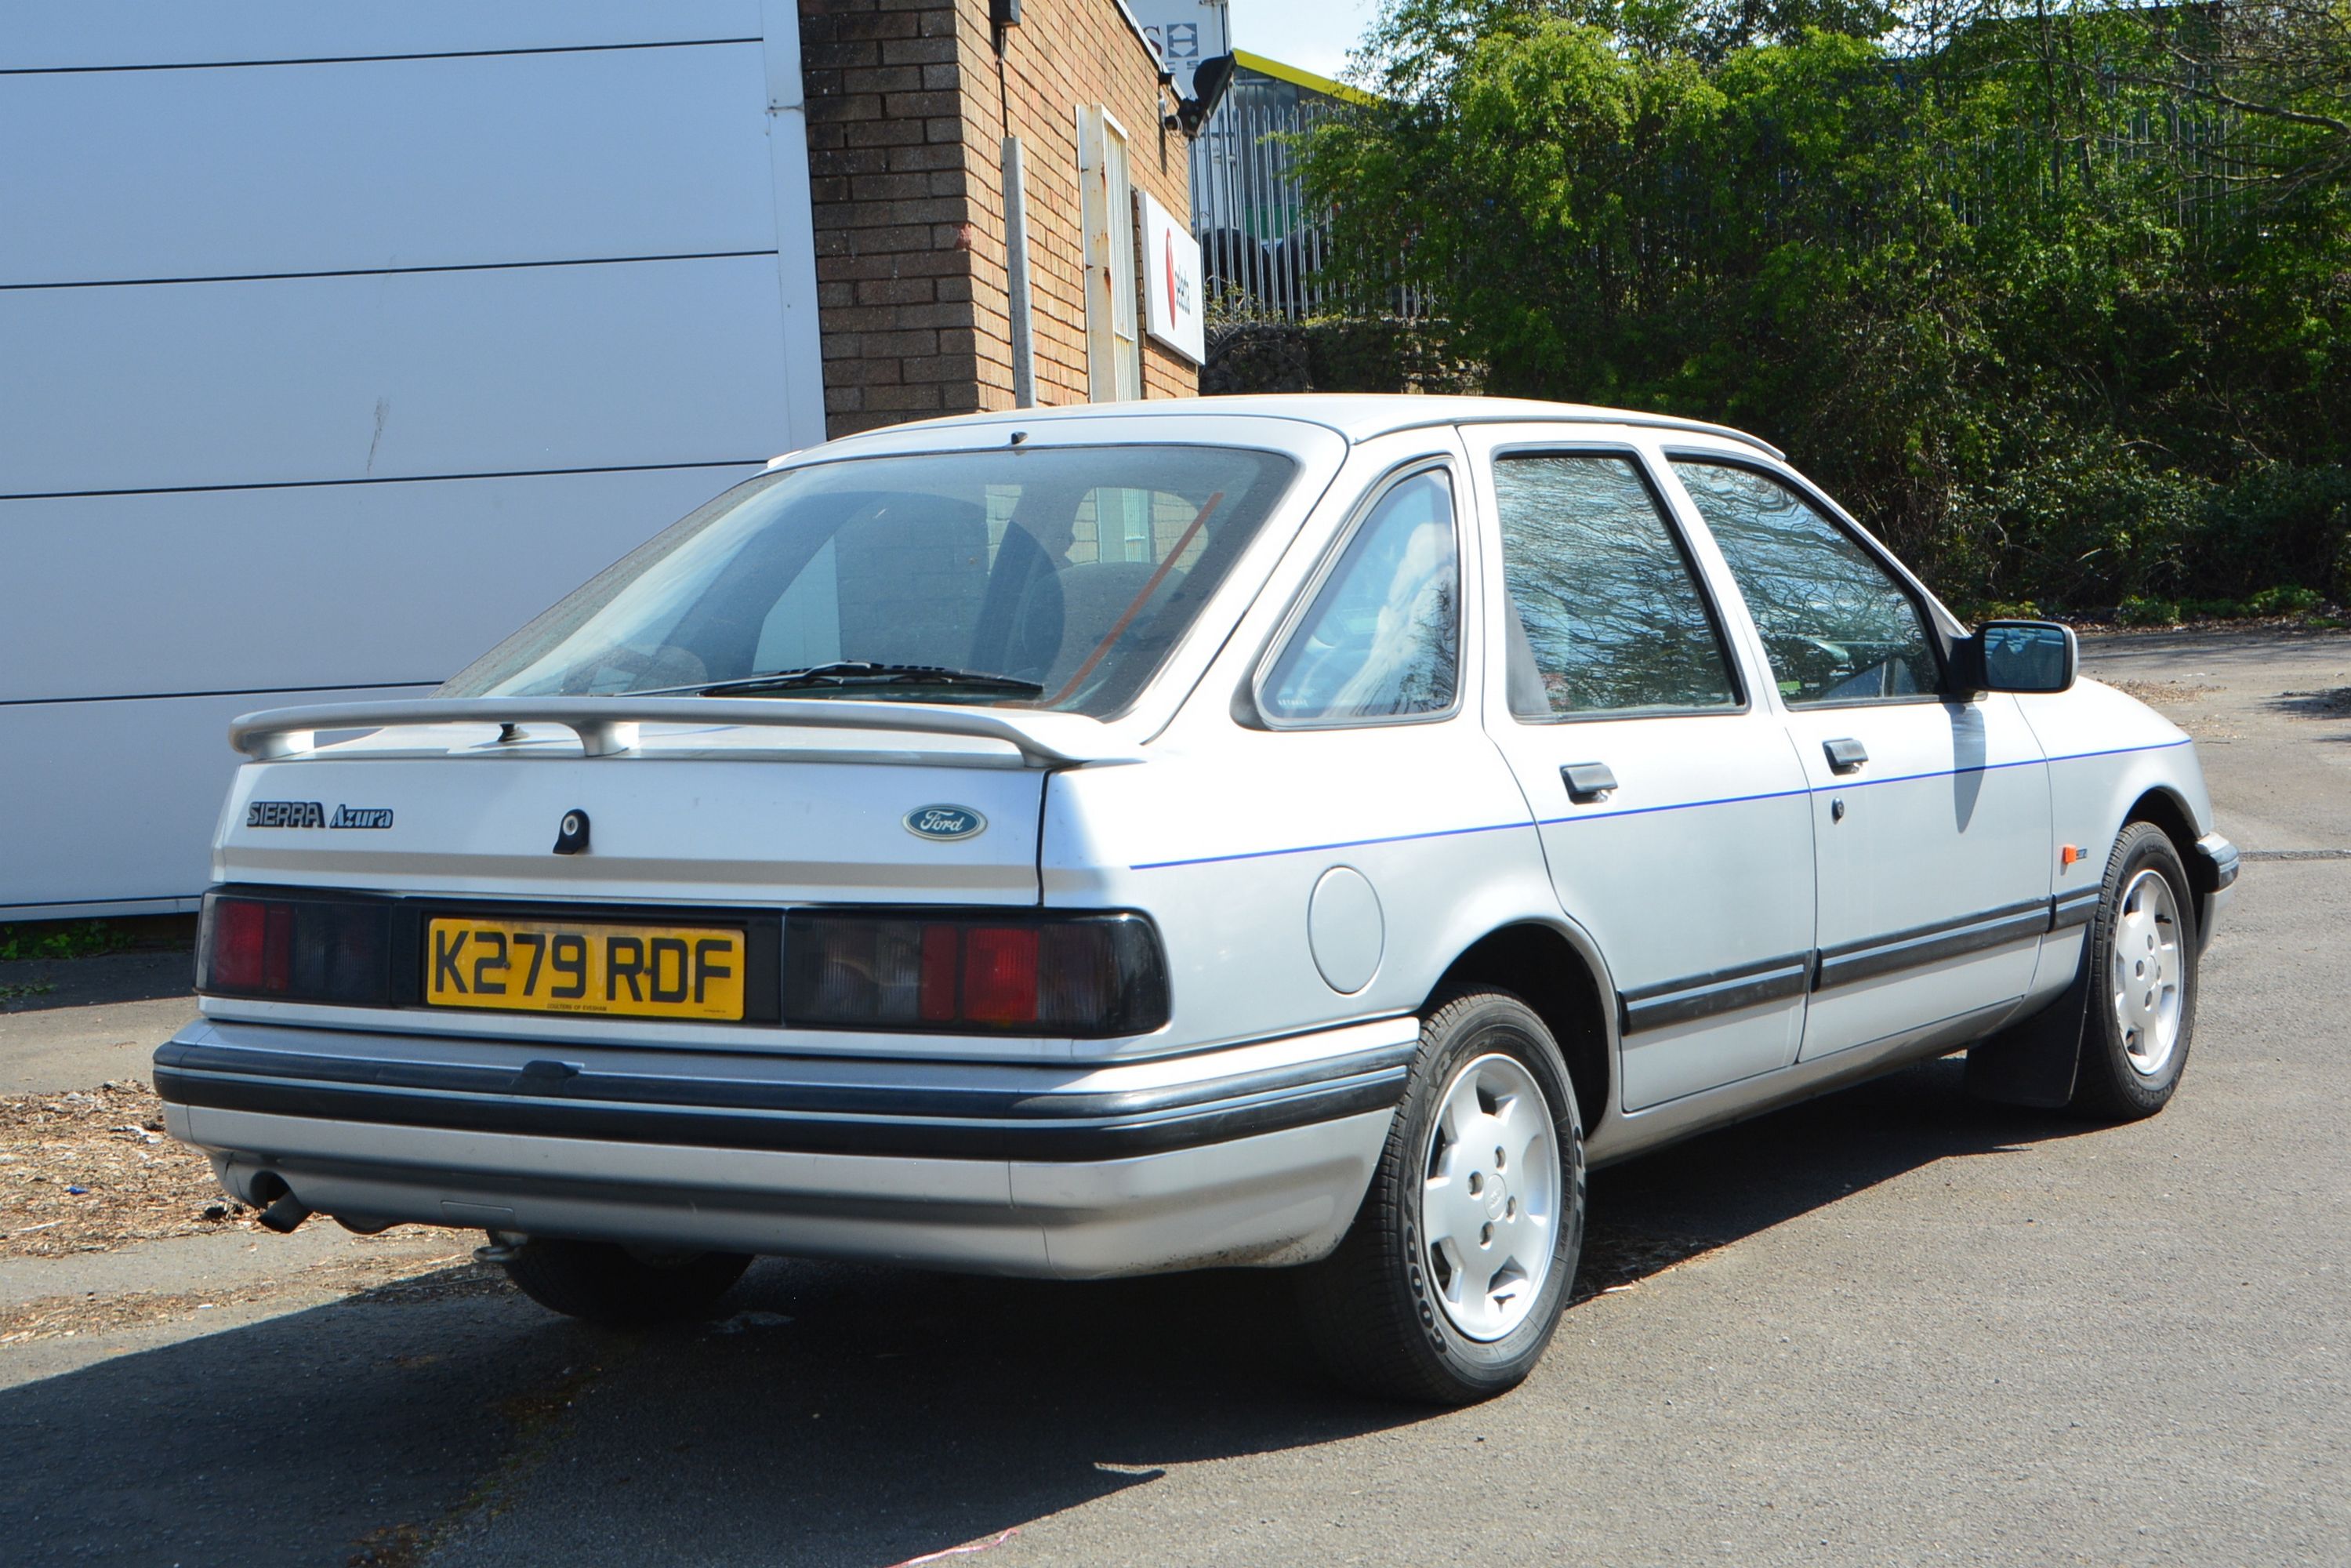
258, 1192, 312, 1232
245, 1171, 312, 1234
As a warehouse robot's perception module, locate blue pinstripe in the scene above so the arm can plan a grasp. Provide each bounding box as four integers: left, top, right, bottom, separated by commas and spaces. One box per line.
1127, 737, 2189, 872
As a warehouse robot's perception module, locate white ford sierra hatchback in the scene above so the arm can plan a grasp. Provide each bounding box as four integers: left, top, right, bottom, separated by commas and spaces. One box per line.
161, 396, 2236, 1403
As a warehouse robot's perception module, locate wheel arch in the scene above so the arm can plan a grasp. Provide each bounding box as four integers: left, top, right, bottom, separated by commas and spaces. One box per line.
2121, 784, 2219, 929
1425, 920, 1616, 1131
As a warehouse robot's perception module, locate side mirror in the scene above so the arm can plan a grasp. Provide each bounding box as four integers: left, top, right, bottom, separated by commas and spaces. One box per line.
1959, 619, 2077, 695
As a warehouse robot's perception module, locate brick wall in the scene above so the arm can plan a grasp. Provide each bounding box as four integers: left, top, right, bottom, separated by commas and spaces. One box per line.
799, 0, 1195, 438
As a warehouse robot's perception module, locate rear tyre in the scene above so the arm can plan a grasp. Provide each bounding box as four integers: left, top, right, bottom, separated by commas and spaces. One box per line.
500, 1238, 752, 1327
1297, 989, 1584, 1405
2070, 821, 2199, 1122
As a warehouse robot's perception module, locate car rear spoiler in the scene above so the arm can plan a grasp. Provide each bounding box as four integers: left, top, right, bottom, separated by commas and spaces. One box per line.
228, 697, 1141, 769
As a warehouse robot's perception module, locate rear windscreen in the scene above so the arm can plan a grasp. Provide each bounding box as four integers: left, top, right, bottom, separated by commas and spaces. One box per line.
441, 444, 1298, 718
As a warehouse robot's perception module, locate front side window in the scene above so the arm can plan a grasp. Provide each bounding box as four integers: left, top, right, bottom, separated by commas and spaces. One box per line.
1493, 454, 1740, 719
1260, 469, 1460, 723
440, 445, 1297, 719
1673, 461, 1939, 706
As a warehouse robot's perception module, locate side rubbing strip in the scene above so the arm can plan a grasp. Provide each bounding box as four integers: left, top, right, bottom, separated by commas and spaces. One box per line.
1813, 900, 2051, 992
2050, 890, 2100, 932
1620, 953, 1812, 1034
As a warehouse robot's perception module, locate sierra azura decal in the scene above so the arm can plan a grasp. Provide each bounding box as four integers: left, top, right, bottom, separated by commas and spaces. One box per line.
245, 802, 394, 829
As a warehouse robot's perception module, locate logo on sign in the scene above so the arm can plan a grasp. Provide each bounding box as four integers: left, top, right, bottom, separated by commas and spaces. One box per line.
904, 805, 987, 841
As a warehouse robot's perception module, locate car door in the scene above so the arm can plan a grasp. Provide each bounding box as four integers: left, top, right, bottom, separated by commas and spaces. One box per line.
1464, 430, 1816, 1112
1664, 454, 2052, 1062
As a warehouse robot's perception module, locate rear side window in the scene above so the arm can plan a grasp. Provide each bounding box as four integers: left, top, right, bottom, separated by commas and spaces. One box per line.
1492, 454, 1740, 719
1261, 468, 1460, 723
1672, 461, 1939, 706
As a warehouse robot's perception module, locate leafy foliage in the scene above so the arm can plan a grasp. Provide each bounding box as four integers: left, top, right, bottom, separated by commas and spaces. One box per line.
1298, 0, 2351, 612
0, 920, 136, 963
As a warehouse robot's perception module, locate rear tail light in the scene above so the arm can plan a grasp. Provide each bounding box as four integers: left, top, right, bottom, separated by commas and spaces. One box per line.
198, 891, 391, 1006
783, 910, 1167, 1036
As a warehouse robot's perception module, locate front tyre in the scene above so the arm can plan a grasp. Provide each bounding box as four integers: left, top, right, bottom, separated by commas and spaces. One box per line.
2070, 821, 2199, 1121
499, 1238, 752, 1327
1298, 989, 1584, 1405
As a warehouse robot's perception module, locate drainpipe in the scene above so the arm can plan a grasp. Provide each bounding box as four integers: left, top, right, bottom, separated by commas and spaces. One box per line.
1002, 135, 1038, 408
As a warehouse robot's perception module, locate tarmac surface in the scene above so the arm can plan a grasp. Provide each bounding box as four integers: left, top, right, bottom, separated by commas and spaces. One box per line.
2, 626, 2345, 1566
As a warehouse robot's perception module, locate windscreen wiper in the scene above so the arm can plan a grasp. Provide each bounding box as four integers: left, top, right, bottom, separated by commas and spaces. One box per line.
691, 661, 1044, 699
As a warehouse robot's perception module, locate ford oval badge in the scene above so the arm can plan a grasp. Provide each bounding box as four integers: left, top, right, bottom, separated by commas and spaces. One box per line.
905, 804, 986, 841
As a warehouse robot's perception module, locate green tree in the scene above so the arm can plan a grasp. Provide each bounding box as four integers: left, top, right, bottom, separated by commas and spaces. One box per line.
1301, 0, 2351, 611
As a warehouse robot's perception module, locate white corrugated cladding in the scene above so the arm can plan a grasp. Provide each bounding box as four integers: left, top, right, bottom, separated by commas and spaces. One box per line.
0, 1, 826, 918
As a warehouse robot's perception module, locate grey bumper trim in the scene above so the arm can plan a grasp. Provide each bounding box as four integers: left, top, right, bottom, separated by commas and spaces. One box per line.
2195, 832, 2240, 891
154, 1021, 1414, 1163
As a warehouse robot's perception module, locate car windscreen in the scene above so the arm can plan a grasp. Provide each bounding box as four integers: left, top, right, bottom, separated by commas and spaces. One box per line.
439, 444, 1300, 718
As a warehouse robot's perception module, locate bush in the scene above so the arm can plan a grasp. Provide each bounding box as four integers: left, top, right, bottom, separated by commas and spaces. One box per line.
1201, 318, 1484, 397
2246, 585, 2325, 616
2193, 468, 2351, 602
0, 920, 134, 962
2117, 596, 2181, 627
1298, 13, 2351, 615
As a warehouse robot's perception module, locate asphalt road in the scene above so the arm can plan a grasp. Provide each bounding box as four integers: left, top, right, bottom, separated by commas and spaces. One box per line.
3, 627, 2346, 1567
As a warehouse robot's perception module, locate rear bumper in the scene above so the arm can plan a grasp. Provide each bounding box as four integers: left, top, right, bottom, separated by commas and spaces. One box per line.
156, 1016, 1412, 1278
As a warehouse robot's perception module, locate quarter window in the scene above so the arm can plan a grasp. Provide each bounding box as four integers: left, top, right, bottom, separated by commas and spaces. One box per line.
1673, 461, 1939, 706
1261, 469, 1459, 722
1493, 455, 1740, 718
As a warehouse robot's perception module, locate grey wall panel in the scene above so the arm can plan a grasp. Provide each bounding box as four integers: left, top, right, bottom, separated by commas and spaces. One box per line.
1, 256, 797, 496
1, 44, 777, 285
0, 466, 761, 704
0, 685, 433, 914
1, 2, 759, 71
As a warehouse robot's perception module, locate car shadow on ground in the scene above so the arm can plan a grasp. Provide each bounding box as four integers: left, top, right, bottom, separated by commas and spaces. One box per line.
0, 1057, 2099, 1567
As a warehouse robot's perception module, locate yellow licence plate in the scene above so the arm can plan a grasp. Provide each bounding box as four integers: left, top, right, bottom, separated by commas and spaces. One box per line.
424, 917, 747, 1021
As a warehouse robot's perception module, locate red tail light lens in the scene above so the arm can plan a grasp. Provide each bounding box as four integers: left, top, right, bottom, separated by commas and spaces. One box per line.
208, 896, 270, 992
198, 890, 390, 1006
783, 911, 1167, 1036
961, 927, 1039, 1025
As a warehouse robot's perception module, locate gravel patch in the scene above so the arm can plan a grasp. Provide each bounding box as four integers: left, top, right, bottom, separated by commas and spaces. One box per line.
1, 1079, 252, 1258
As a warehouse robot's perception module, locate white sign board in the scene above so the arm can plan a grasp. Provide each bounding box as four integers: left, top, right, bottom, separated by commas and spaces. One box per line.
1137, 188, 1206, 366
1130, 0, 1230, 98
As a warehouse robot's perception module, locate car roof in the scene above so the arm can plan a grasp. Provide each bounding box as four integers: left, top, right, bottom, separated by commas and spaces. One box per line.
808, 394, 1785, 462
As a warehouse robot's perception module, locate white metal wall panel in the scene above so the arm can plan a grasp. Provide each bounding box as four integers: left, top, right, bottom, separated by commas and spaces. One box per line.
1, 258, 793, 496
0, 2, 760, 70
0, 45, 777, 285
2, 687, 437, 917
0, 6, 825, 913
0, 467, 761, 704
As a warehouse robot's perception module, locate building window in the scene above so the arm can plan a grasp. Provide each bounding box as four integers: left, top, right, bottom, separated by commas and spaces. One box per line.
1077, 105, 1141, 402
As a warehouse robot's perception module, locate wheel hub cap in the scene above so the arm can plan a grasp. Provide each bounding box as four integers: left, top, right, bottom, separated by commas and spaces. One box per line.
1419, 1052, 1558, 1342
2110, 868, 2184, 1078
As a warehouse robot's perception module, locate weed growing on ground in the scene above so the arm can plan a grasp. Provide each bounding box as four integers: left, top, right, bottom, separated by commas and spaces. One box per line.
0, 920, 136, 963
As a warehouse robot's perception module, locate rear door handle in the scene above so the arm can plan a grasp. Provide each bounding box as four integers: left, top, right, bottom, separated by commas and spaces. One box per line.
1561, 762, 1618, 803
1823, 737, 1868, 774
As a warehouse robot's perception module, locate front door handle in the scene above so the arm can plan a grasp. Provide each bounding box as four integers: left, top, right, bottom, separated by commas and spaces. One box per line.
1823, 737, 1868, 775
1562, 762, 1618, 803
